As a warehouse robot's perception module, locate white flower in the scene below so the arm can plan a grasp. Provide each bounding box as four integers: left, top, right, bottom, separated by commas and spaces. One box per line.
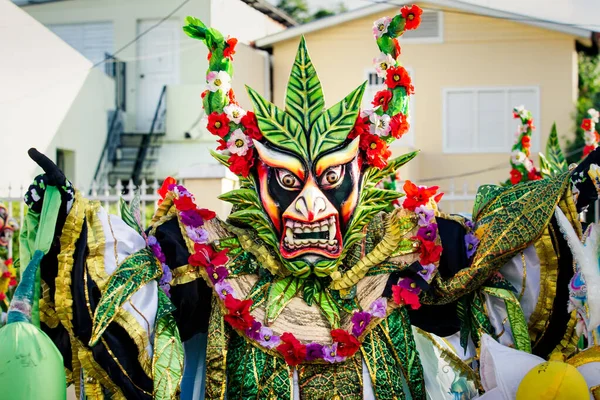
223, 104, 246, 124
513, 105, 525, 116
511, 150, 526, 165
524, 158, 534, 172
361, 107, 379, 118
206, 71, 231, 93
518, 124, 529, 135
585, 130, 597, 145
373, 53, 396, 78
227, 129, 251, 156
369, 113, 391, 136
372, 17, 392, 39
589, 108, 599, 124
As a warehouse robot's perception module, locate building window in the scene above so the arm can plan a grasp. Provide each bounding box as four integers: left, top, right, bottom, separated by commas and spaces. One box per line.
401, 11, 443, 43
442, 86, 540, 153
362, 68, 415, 147
56, 149, 75, 181
47, 22, 114, 66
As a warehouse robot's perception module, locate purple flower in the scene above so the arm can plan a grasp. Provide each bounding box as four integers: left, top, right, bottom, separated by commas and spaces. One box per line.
159, 283, 171, 297
180, 209, 204, 228
305, 342, 325, 361
214, 281, 234, 299
351, 311, 372, 337
258, 328, 280, 349
465, 233, 479, 258
160, 264, 173, 284
206, 266, 229, 283
465, 219, 474, 230
246, 320, 262, 340
415, 206, 434, 226
323, 343, 346, 363
398, 277, 421, 294
147, 236, 158, 246
186, 226, 209, 244
173, 185, 191, 197
369, 298, 387, 318
417, 223, 437, 242
418, 263, 436, 282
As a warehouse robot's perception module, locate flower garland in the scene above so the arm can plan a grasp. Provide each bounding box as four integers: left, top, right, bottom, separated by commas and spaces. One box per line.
581, 108, 599, 158
508, 105, 541, 185
0, 258, 17, 303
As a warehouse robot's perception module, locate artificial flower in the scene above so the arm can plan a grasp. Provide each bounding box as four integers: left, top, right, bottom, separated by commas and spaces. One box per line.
224, 295, 254, 330
402, 180, 439, 211
361, 107, 378, 118
385, 66, 414, 94
523, 158, 534, 172
207, 112, 231, 137
348, 115, 370, 140
418, 263, 436, 281
9, 278, 16, 287
398, 277, 421, 295
373, 52, 396, 78
527, 168, 541, 181
305, 342, 325, 361
216, 138, 227, 151
511, 150, 526, 165
227, 89, 237, 105
157, 177, 177, 201
415, 206, 434, 226
2, 272, 11, 279
392, 284, 421, 310
416, 236, 442, 264
359, 133, 391, 169
464, 232, 479, 258
174, 194, 197, 211
390, 113, 410, 139
513, 105, 526, 119
589, 108, 599, 123
241, 111, 262, 140
518, 124, 529, 135
206, 70, 231, 93
510, 169, 522, 185
526, 119, 535, 129
228, 148, 255, 177
393, 38, 401, 59
372, 16, 392, 39
401, 5, 423, 30
246, 320, 262, 340
323, 343, 346, 363
188, 243, 229, 268
277, 332, 307, 366
521, 135, 531, 148
369, 298, 387, 318
180, 209, 205, 228
227, 129, 252, 156
223, 37, 238, 59
0, 293, 6, 302
223, 104, 246, 124
330, 329, 360, 357
185, 226, 209, 244
258, 328, 280, 349
160, 264, 173, 284
201, 90, 208, 99
417, 223, 437, 242
351, 311, 372, 337
215, 280, 234, 299
584, 130, 597, 145
584, 145, 597, 157
206, 265, 229, 283
369, 113, 391, 136
372, 90, 393, 111
582, 119, 593, 131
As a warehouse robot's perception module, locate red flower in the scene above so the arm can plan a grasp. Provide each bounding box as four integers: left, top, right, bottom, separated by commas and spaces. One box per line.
521, 136, 530, 148
223, 37, 238, 59
216, 139, 227, 151
359, 134, 391, 169
393, 38, 401, 59
372, 90, 393, 111
415, 236, 442, 264
223, 295, 254, 330
173, 195, 196, 211
207, 112, 231, 137
2, 272, 11, 278
526, 119, 535, 130
0, 293, 5, 302
390, 113, 410, 139
227, 89, 238, 105
277, 332, 307, 366
9, 278, 16, 287
510, 169, 522, 185
207, 52, 212, 61
188, 243, 229, 268
385, 66, 414, 94
198, 208, 216, 221
582, 119, 593, 131
402, 180, 439, 211
157, 177, 177, 202
330, 329, 360, 357
392, 285, 421, 310
229, 148, 255, 177
527, 168, 541, 181
401, 5, 423, 30
241, 112, 262, 140
348, 115, 370, 140
596, 131, 600, 142
584, 145, 596, 157
201, 90, 208, 99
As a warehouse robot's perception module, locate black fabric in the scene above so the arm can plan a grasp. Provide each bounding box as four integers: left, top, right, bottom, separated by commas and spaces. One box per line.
573, 146, 600, 212
71, 220, 153, 399
154, 218, 213, 340
531, 216, 574, 358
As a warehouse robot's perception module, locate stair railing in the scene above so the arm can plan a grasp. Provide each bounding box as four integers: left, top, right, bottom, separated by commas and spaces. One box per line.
92, 109, 124, 190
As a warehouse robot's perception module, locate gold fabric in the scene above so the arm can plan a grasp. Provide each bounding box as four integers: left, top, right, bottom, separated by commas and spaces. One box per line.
205, 296, 230, 399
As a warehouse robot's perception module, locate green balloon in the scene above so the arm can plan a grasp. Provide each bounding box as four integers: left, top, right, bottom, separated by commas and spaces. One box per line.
0, 322, 66, 399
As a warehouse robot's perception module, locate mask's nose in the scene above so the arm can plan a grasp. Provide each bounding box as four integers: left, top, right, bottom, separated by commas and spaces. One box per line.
293, 179, 328, 221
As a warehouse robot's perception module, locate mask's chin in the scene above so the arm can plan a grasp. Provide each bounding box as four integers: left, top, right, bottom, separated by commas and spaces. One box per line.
280, 214, 343, 260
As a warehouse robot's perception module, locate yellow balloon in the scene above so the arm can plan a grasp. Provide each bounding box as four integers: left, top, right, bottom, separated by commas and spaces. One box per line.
516, 361, 589, 400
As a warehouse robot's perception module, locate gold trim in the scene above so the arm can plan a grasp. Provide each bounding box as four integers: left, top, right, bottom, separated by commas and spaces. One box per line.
518, 252, 527, 301
566, 346, 600, 368
39, 280, 59, 328
86, 201, 110, 291
114, 307, 153, 377
170, 264, 203, 286
592, 384, 600, 400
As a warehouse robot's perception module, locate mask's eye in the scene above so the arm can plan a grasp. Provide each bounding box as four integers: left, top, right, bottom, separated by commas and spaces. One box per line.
275, 169, 302, 190
320, 165, 344, 189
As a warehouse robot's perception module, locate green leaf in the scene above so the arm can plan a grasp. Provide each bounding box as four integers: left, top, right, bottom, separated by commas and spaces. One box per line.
538, 153, 553, 179
204, 90, 226, 115
152, 292, 184, 399
228, 209, 279, 250
285, 36, 325, 131
184, 16, 206, 29
265, 276, 304, 325
387, 86, 410, 117
314, 290, 340, 328
365, 151, 419, 185
89, 248, 162, 346
218, 188, 262, 209
387, 14, 406, 38
119, 197, 141, 234
309, 82, 366, 158
247, 273, 273, 311
209, 149, 230, 168
545, 123, 567, 175
246, 85, 308, 159
302, 277, 323, 306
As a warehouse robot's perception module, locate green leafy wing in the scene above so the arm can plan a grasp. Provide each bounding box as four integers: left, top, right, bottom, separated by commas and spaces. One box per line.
265, 276, 304, 325
247, 86, 308, 159
309, 83, 366, 158
545, 123, 567, 174
285, 36, 325, 131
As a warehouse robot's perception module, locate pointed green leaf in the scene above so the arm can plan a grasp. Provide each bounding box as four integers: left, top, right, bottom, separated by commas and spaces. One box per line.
228, 209, 279, 250
314, 290, 340, 328
545, 123, 567, 175
285, 37, 325, 130
119, 197, 141, 234
246, 85, 308, 159
302, 277, 323, 306
539, 153, 553, 179
218, 188, 262, 209
309, 82, 366, 158
265, 276, 304, 325
365, 151, 419, 185
387, 14, 406, 38
209, 149, 230, 167
247, 273, 274, 311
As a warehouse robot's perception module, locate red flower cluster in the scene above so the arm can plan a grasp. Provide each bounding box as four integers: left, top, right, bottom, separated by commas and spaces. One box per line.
385, 66, 414, 95
415, 236, 442, 265
188, 243, 228, 268
372, 90, 393, 111
401, 5, 423, 30
348, 116, 370, 140
224, 295, 254, 330
241, 112, 262, 140
277, 333, 307, 366
229, 148, 255, 177
392, 285, 420, 310
359, 133, 392, 169
157, 177, 177, 204
330, 329, 360, 357
402, 180, 442, 211
223, 37, 238, 59
390, 113, 410, 139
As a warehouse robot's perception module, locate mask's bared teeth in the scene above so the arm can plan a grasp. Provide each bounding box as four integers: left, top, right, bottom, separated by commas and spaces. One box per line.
286, 227, 293, 241
328, 220, 336, 241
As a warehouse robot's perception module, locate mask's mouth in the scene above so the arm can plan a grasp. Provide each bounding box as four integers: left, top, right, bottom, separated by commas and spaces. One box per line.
280, 214, 342, 259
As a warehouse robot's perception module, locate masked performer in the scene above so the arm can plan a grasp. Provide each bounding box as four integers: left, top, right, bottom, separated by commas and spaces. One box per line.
21, 6, 600, 399
0, 203, 19, 313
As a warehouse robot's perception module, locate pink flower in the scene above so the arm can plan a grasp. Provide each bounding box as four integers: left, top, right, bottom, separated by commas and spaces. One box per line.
369, 298, 387, 318
215, 281, 234, 299
351, 311, 372, 337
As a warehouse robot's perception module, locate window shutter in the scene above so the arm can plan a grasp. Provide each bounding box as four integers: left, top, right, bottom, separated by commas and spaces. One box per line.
402, 11, 442, 41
